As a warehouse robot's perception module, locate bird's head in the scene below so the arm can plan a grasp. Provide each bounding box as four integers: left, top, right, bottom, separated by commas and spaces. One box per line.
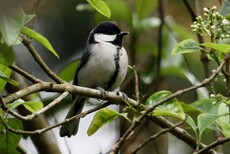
88, 21, 128, 47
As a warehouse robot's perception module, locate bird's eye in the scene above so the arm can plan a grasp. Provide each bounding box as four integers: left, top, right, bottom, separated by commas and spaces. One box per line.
107, 30, 113, 34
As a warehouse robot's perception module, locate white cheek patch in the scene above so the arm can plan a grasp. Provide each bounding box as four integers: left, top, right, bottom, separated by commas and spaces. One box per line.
94, 33, 116, 42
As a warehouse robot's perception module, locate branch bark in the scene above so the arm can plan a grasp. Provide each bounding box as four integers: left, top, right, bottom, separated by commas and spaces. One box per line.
6, 72, 62, 154
111, 59, 225, 154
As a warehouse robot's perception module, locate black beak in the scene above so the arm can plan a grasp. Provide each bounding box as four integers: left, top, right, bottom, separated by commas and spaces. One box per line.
119, 31, 129, 37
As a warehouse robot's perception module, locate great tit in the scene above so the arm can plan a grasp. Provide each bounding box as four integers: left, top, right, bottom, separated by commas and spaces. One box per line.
60, 21, 129, 137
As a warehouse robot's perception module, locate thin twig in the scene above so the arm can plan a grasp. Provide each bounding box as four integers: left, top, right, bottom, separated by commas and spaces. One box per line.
148, 59, 225, 112
22, 37, 63, 83
27, 91, 70, 119
1, 91, 70, 121
156, 0, 164, 79
218, 0, 222, 5
224, 57, 230, 124
5, 102, 111, 135
0, 96, 30, 122
111, 60, 225, 154
28, 0, 42, 29
133, 65, 140, 105
182, 0, 210, 78
195, 137, 230, 154
183, 0, 196, 21
0, 96, 31, 120
132, 117, 187, 154
147, 116, 211, 152
10, 64, 43, 83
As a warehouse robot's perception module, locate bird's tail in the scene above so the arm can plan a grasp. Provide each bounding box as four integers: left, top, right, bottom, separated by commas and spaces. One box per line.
59, 97, 85, 137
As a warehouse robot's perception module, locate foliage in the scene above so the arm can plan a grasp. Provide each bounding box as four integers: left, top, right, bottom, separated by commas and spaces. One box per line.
0, 118, 22, 154
87, 108, 130, 136
0, 1, 230, 154
87, 0, 111, 19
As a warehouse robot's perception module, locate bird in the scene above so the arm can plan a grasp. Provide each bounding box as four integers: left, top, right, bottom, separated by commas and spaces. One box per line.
60, 21, 129, 137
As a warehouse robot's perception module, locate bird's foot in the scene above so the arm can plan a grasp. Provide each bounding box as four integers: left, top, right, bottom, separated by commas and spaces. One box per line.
96, 87, 106, 99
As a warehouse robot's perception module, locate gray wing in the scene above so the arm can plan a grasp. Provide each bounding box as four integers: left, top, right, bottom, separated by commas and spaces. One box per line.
73, 45, 92, 86
60, 46, 92, 137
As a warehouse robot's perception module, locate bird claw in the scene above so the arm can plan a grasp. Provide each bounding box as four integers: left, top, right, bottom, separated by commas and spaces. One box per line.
96, 87, 106, 99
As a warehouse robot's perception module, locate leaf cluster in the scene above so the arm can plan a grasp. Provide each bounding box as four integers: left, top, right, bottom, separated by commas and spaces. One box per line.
1, 1, 230, 154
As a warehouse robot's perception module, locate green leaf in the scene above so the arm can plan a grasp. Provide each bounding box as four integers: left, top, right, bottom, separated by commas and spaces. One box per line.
57, 59, 80, 82
171, 39, 201, 55
225, 14, 230, 20
105, 0, 132, 25
146, 90, 185, 120
201, 42, 230, 53
180, 102, 202, 113
0, 64, 11, 93
8, 99, 25, 110
87, 0, 111, 18
0, 64, 18, 93
0, 43, 15, 66
146, 90, 175, 106
160, 67, 186, 78
151, 108, 185, 120
23, 101, 43, 113
217, 103, 230, 137
197, 113, 221, 139
24, 14, 35, 24
191, 98, 218, 114
0, 8, 25, 46
0, 71, 18, 86
185, 115, 197, 135
20, 27, 59, 58
0, 118, 22, 154
87, 108, 119, 136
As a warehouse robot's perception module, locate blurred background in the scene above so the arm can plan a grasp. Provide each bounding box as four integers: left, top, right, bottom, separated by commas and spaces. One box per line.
2, 0, 229, 154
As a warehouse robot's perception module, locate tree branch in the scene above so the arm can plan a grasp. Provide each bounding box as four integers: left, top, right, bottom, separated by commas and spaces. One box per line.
3, 58, 225, 153
148, 116, 216, 154
182, 0, 210, 78
3, 82, 137, 107
5, 102, 111, 135
0, 92, 70, 121
132, 65, 140, 105
5, 71, 62, 154
22, 37, 63, 83
156, 0, 164, 79
132, 117, 186, 153
111, 59, 225, 154
10, 64, 43, 83
28, 0, 42, 29
196, 137, 230, 154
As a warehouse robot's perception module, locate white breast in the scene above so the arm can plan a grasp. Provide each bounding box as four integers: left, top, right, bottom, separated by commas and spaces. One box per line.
77, 42, 128, 90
